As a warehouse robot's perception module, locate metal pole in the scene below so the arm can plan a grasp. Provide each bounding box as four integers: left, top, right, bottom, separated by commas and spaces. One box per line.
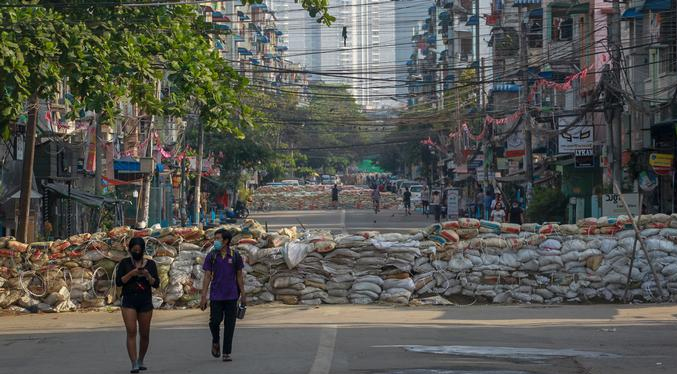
474, 0, 481, 108
611, 0, 623, 188
194, 119, 204, 229
95, 114, 103, 196
17, 93, 39, 242
519, 6, 534, 188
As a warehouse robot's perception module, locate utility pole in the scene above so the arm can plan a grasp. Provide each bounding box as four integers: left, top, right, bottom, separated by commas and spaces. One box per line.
474, 0, 481, 108
193, 119, 204, 228
519, 6, 534, 187
610, 0, 623, 188
94, 115, 103, 196
16, 94, 39, 243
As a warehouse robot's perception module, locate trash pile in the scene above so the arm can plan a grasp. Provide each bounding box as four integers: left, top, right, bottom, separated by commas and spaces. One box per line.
251, 185, 399, 210
1, 214, 677, 313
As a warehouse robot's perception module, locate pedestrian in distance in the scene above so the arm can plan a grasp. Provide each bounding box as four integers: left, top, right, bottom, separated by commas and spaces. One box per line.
200, 229, 246, 362
403, 187, 412, 215
509, 200, 525, 225
331, 184, 340, 209
116, 237, 159, 373
421, 185, 430, 216
491, 202, 507, 223
371, 185, 381, 214
431, 190, 442, 223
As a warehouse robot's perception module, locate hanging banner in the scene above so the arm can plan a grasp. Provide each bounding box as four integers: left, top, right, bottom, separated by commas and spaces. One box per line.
85, 125, 97, 172
558, 117, 593, 154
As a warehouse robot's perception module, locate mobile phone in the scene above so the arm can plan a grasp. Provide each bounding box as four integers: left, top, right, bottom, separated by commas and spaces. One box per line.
237, 304, 246, 319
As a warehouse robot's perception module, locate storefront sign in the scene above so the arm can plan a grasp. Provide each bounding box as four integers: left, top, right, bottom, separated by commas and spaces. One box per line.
558, 116, 593, 154
601, 193, 639, 217
446, 188, 460, 220
505, 131, 525, 158
649, 153, 673, 175
574, 148, 594, 168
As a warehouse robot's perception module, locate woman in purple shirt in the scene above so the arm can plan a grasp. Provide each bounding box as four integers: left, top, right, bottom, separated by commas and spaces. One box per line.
200, 229, 246, 362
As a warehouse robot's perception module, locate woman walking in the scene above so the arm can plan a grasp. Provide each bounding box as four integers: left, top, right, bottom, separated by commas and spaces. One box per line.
116, 237, 159, 373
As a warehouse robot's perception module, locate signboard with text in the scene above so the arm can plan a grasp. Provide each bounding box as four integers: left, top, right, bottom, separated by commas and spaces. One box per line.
446, 188, 460, 220
574, 148, 594, 168
601, 193, 639, 217
558, 116, 593, 154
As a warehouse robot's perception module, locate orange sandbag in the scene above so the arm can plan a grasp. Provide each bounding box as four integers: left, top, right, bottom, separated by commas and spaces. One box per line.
238, 238, 257, 245
599, 226, 622, 235
442, 221, 460, 230
459, 218, 480, 229
108, 226, 131, 239
440, 229, 460, 243
0, 249, 17, 257
50, 240, 71, 253
7, 240, 28, 253
68, 233, 91, 246
313, 240, 336, 253
539, 224, 559, 235
501, 223, 521, 234
133, 229, 151, 238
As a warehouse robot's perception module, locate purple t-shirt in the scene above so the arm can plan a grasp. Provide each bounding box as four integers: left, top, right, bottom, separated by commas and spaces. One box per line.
202, 249, 244, 301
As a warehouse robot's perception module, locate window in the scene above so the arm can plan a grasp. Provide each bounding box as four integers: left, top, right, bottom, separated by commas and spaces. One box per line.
528, 20, 543, 48
551, 9, 572, 42
658, 46, 677, 74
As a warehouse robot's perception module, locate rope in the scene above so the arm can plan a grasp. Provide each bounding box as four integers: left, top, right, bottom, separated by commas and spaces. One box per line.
90, 267, 111, 298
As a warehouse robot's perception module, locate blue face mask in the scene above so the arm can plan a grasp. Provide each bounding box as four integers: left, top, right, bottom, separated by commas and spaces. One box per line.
213, 240, 223, 250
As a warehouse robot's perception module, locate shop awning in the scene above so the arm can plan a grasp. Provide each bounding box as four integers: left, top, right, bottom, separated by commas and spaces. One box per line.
211, 11, 231, 22
275, 29, 284, 36
263, 53, 274, 60
438, 11, 450, 21
567, 2, 589, 15
465, 15, 479, 26
549, 2, 571, 9
258, 34, 270, 43
276, 45, 288, 52
621, 7, 643, 19
114, 156, 141, 172
237, 10, 250, 20
252, 3, 268, 11
238, 47, 253, 56
513, 0, 541, 6
250, 58, 260, 65
213, 24, 230, 31
529, 8, 543, 17
642, 0, 671, 11
44, 183, 125, 208
234, 35, 244, 42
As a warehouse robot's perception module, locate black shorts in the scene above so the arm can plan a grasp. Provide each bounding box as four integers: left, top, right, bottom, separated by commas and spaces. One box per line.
404, 201, 411, 208
121, 293, 154, 313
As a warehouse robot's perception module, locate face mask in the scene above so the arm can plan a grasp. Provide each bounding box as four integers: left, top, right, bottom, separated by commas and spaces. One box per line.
213, 240, 223, 250
131, 251, 143, 261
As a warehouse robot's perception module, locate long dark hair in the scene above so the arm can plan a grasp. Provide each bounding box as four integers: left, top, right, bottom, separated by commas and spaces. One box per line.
128, 237, 146, 253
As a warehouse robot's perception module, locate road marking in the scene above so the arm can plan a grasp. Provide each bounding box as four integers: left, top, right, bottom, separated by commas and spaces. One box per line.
372, 345, 620, 360
340, 209, 347, 233
308, 325, 338, 374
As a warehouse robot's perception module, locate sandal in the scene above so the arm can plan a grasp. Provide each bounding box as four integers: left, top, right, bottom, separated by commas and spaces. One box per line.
223, 354, 232, 362
130, 369, 140, 374
138, 365, 147, 371
211, 343, 221, 358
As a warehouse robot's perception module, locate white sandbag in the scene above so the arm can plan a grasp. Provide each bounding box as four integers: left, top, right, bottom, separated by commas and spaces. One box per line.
351, 282, 382, 294
600, 239, 618, 253
283, 241, 313, 269
539, 239, 562, 251
499, 253, 519, 268
449, 256, 473, 272
383, 278, 415, 292
562, 239, 586, 253
355, 275, 384, 285
272, 276, 304, 289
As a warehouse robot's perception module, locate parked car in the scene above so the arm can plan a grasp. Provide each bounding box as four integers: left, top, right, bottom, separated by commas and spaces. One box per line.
281, 179, 300, 186
409, 184, 424, 203
398, 181, 418, 195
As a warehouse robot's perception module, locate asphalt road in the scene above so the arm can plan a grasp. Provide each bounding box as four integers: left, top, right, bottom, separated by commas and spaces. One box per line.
250, 209, 435, 233
2, 304, 676, 374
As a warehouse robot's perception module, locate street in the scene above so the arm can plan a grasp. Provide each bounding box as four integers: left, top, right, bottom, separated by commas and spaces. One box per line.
2, 304, 676, 374
250, 209, 435, 233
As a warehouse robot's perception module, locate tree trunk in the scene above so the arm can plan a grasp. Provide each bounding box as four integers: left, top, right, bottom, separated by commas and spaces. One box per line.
139, 118, 153, 225
17, 93, 39, 242
193, 120, 204, 228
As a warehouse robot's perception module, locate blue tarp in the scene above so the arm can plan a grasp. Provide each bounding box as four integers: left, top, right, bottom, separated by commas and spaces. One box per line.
466, 15, 479, 26
622, 7, 643, 19
642, 0, 671, 11
529, 8, 543, 18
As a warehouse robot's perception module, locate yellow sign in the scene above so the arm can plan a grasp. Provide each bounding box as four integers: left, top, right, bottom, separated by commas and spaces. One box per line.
649, 153, 673, 168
